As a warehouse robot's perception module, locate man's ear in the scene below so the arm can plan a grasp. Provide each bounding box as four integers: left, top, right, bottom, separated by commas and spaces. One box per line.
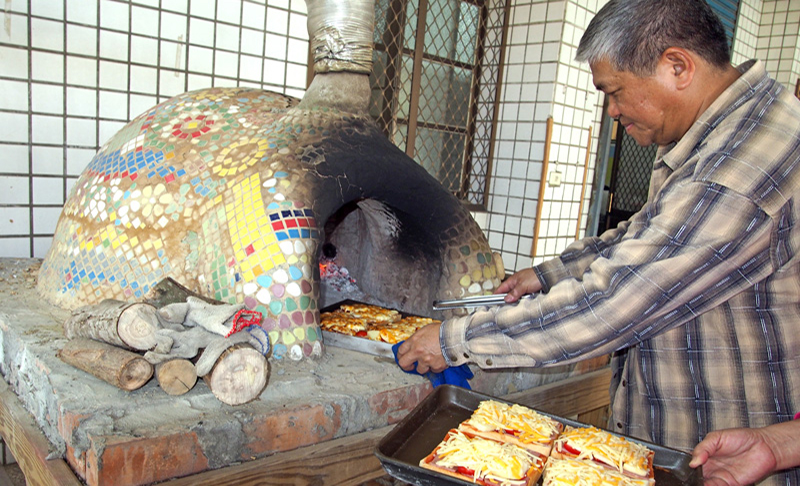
660, 47, 695, 90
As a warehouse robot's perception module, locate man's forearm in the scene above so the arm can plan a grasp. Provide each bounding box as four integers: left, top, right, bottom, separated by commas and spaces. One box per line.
765, 418, 800, 471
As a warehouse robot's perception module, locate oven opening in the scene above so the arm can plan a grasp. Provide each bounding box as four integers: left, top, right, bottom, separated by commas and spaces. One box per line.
318, 198, 442, 316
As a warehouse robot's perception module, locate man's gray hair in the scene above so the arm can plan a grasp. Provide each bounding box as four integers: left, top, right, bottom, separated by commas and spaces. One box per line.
576, 0, 731, 76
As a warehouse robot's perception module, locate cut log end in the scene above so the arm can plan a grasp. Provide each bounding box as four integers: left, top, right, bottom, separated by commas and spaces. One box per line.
204, 344, 268, 405
155, 359, 198, 396
63, 300, 160, 352
119, 358, 155, 391
117, 303, 161, 351
58, 337, 153, 391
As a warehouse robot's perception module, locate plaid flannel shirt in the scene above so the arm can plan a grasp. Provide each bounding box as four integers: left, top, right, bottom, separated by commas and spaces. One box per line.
441, 60, 800, 485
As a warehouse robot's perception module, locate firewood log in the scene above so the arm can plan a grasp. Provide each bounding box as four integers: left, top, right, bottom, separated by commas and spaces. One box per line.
145, 277, 221, 307
155, 359, 197, 395
58, 338, 153, 391
203, 343, 268, 405
63, 299, 161, 351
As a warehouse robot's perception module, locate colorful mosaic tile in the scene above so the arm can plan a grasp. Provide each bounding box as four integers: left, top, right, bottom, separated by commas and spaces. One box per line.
38, 84, 503, 366
39, 87, 326, 361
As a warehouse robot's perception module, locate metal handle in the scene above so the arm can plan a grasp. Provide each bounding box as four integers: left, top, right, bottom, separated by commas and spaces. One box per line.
432, 294, 510, 310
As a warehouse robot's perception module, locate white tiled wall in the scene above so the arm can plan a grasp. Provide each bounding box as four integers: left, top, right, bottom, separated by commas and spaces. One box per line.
1, 0, 799, 274
484, 0, 603, 272
733, 0, 761, 64
483, 0, 800, 274
0, 0, 309, 257
756, 0, 800, 89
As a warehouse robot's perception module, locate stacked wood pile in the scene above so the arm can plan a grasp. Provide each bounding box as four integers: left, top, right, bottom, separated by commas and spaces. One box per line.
57, 279, 269, 405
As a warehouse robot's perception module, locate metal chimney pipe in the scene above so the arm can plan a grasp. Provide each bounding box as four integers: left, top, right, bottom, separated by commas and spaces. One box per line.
307, 0, 374, 74
299, 0, 374, 114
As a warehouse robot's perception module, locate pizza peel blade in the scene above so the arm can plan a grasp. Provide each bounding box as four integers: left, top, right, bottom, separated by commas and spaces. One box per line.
321, 330, 395, 359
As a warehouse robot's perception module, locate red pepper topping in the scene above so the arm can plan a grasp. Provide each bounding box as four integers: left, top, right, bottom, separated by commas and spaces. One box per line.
456, 466, 475, 476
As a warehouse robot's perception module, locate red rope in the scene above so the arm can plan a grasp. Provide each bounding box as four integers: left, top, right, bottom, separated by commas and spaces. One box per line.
225, 309, 263, 337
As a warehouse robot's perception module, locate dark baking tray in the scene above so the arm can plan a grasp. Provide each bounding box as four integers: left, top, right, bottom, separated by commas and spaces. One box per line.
320, 299, 428, 317
375, 384, 702, 485
320, 300, 437, 358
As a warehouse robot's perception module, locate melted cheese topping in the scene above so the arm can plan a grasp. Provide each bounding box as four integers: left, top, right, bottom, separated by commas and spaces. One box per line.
464, 400, 561, 444
321, 305, 440, 344
340, 304, 401, 323
378, 326, 413, 344
431, 429, 543, 484
319, 314, 368, 334
543, 457, 653, 486
554, 426, 651, 477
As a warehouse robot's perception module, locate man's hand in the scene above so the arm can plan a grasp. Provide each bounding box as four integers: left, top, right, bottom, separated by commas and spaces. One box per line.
690, 428, 778, 486
495, 268, 542, 302
396, 323, 447, 374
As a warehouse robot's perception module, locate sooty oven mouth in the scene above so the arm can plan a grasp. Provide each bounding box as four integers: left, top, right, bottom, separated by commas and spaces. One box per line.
318, 200, 376, 309
317, 197, 438, 315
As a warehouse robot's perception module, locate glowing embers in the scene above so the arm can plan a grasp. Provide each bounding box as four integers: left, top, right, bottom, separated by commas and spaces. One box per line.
269, 209, 317, 241
170, 115, 215, 139
319, 256, 359, 294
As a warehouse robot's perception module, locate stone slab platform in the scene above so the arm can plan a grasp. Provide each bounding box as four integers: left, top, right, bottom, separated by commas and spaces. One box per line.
0, 258, 588, 485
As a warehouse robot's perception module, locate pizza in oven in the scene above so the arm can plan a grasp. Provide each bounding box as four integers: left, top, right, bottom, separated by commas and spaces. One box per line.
320, 303, 440, 344
458, 400, 563, 456
397, 315, 438, 327
339, 303, 401, 323
318, 312, 368, 336
368, 317, 431, 343
419, 428, 546, 486
551, 426, 655, 481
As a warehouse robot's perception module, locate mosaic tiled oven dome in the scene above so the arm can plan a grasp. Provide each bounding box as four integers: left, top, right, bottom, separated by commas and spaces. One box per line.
37, 0, 504, 361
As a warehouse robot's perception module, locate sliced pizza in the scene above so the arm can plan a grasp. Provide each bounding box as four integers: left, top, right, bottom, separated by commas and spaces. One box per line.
542, 456, 655, 486
551, 426, 654, 481
420, 428, 546, 486
458, 400, 563, 456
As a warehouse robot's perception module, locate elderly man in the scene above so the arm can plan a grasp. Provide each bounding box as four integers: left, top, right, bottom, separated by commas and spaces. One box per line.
397, 0, 800, 484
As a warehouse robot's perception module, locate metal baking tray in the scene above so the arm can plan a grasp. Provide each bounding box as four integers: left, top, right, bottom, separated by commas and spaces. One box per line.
320, 300, 434, 359
321, 330, 394, 358
375, 385, 702, 485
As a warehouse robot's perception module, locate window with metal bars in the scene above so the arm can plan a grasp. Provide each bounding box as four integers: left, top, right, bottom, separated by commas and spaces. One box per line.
369, 0, 507, 205
706, 0, 739, 48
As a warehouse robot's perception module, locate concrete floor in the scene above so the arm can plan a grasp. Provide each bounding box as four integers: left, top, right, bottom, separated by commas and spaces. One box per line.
0, 464, 25, 486
0, 443, 24, 486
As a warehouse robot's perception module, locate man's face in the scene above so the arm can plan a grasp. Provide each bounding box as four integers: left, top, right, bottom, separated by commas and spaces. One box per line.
590, 59, 682, 147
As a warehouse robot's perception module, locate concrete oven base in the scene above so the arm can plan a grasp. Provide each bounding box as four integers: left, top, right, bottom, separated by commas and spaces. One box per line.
0, 258, 593, 486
